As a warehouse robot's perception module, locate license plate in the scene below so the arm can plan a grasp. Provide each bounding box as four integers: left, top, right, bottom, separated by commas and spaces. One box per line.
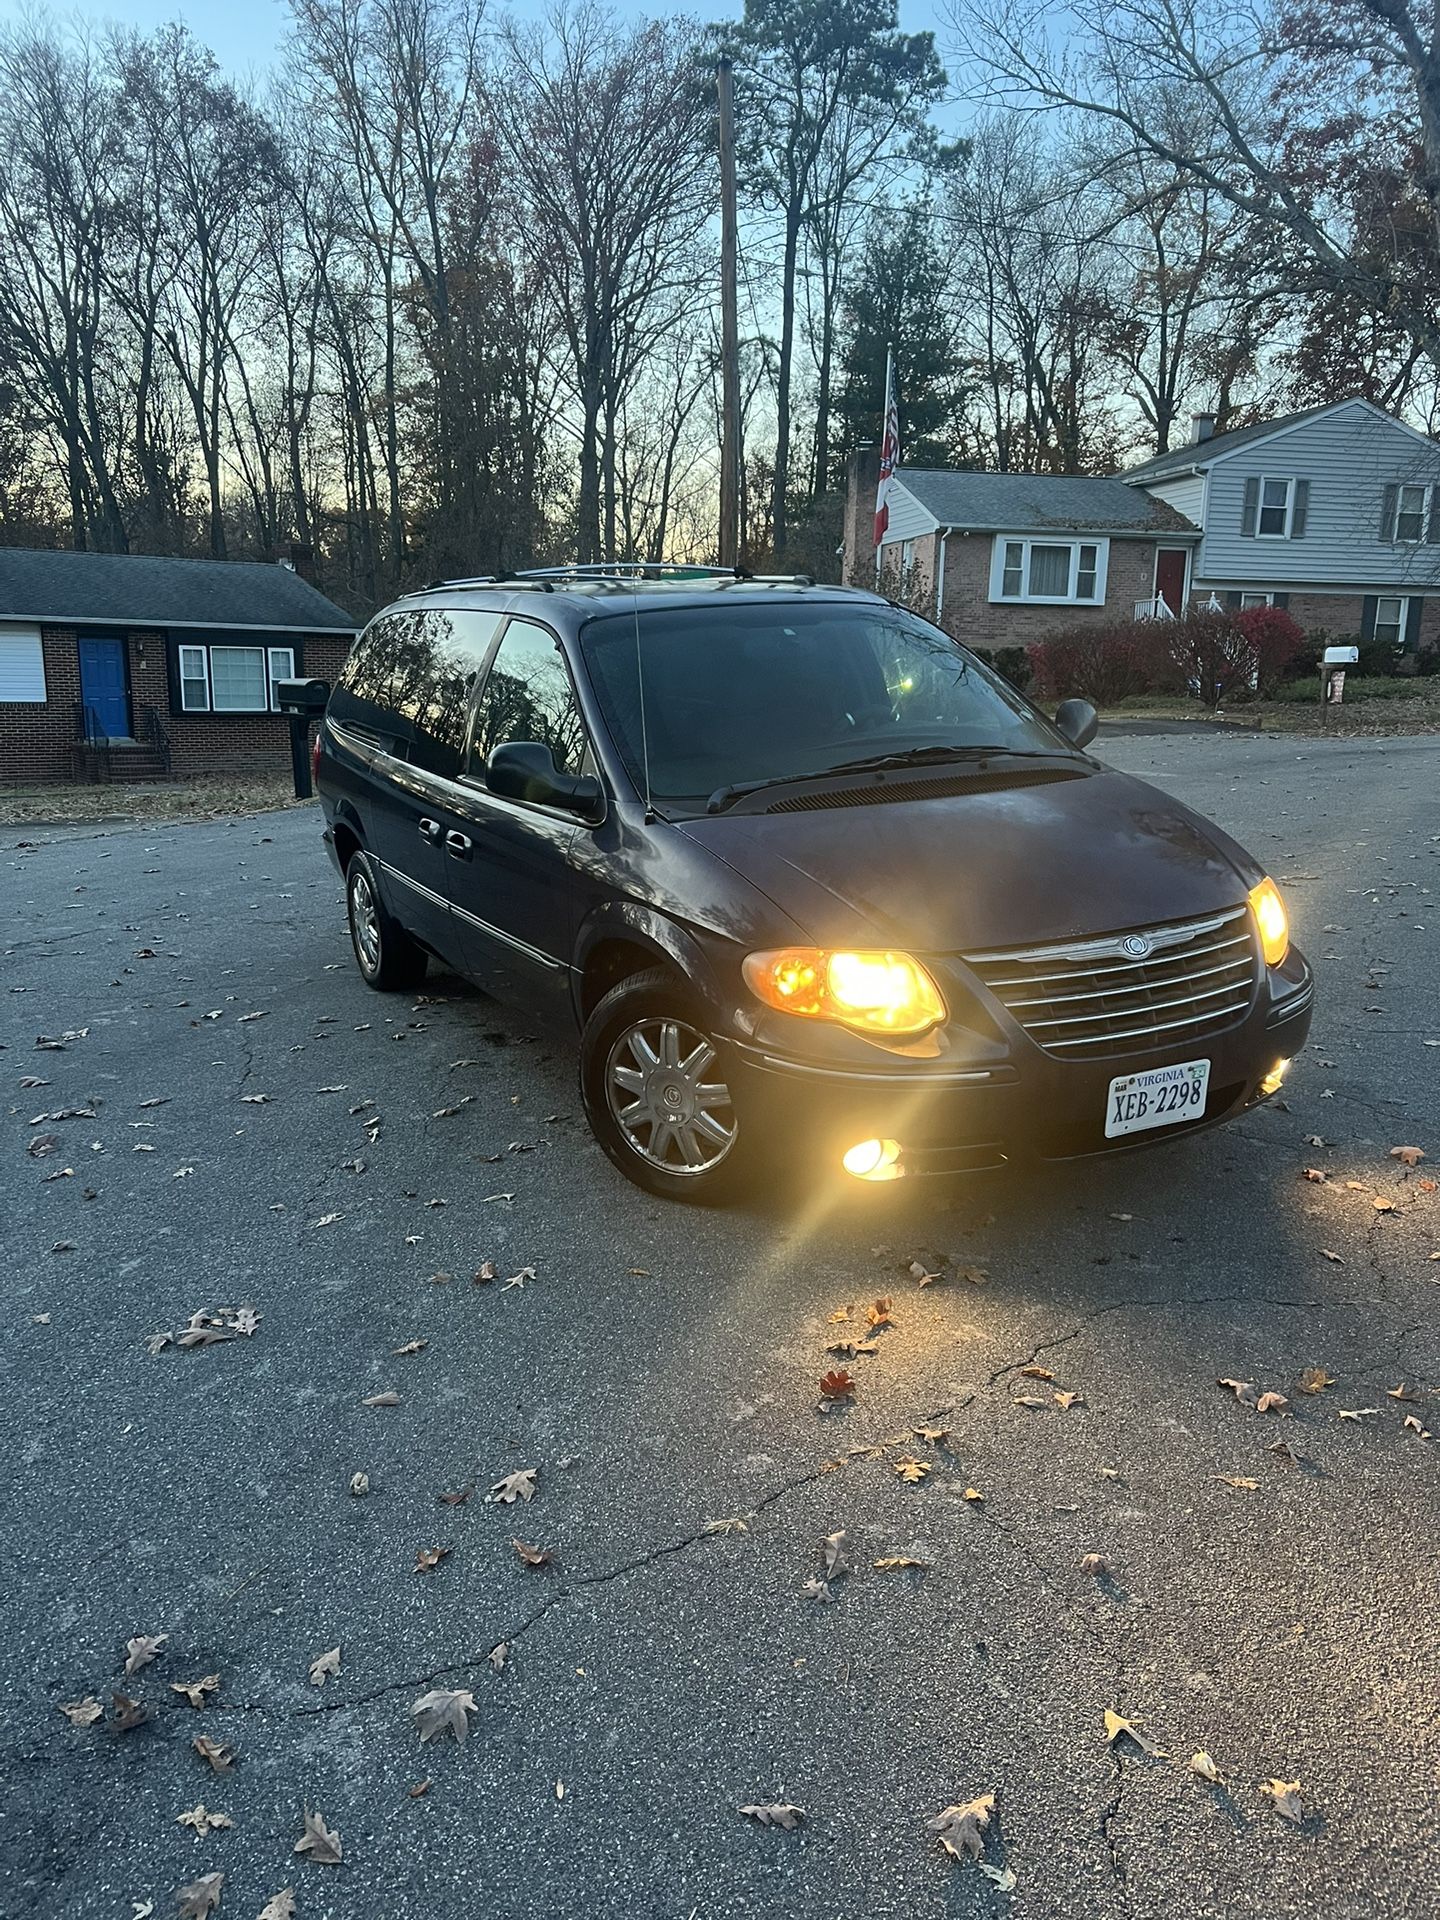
1104, 1058, 1210, 1138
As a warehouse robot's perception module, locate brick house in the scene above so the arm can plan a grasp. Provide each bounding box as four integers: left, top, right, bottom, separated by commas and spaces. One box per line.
843, 397, 1440, 659
0, 548, 355, 786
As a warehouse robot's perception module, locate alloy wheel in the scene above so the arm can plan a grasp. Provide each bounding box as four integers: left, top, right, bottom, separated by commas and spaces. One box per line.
604, 1017, 737, 1175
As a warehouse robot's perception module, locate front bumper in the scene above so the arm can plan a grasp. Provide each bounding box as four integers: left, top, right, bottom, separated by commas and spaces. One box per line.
726, 952, 1313, 1176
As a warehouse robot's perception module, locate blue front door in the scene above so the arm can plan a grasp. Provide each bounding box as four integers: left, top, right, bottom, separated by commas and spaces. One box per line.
78, 638, 132, 739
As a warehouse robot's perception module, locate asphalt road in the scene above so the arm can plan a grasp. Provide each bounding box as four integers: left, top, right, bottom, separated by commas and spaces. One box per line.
3, 730, 1438, 1920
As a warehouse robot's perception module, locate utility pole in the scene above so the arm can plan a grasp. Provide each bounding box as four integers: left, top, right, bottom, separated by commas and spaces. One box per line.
717, 53, 741, 569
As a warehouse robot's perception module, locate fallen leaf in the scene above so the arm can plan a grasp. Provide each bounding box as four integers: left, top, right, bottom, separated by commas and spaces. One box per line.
349, 1473, 370, 1497
308, 1647, 341, 1687
1403, 1414, 1430, 1436
1259, 1777, 1304, 1823
908, 1261, 942, 1286
894, 1457, 931, 1483
488, 1642, 508, 1672
927, 1792, 995, 1860
1268, 1439, 1302, 1467
411, 1687, 476, 1744
408, 1779, 432, 1799
826, 1337, 880, 1358
125, 1633, 167, 1675
512, 1538, 553, 1567
1373, 1197, 1397, 1213
740, 1802, 804, 1830
1053, 1389, 1084, 1410
1103, 1709, 1163, 1755
109, 1692, 148, 1732
1019, 1364, 1055, 1381
255, 1894, 295, 1920
58, 1696, 103, 1726
914, 1424, 951, 1445
867, 1296, 893, 1327
1391, 1145, 1426, 1167
1079, 1553, 1111, 1577
1339, 1406, 1381, 1420
963, 1487, 984, 1503
1256, 1392, 1290, 1416
293, 1806, 343, 1864
414, 1545, 451, 1573
486, 1468, 538, 1504
1320, 1249, 1344, 1264
473, 1261, 497, 1282
1386, 1384, 1418, 1402
393, 1339, 426, 1355
1298, 1367, 1335, 1394
802, 1576, 831, 1602
1013, 1394, 1046, 1408
957, 1265, 989, 1285
1216, 1474, 1260, 1490
1190, 1751, 1224, 1782
979, 1862, 1017, 1891
175, 1873, 224, 1917
359, 1390, 399, 1407
170, 1675, 221, 1710
1302, 1167, 1327, 1183
177, 1804, 233, 1838
873, 1555, 929, 1571
438, 1486, 474, 1506
819, 1369, 856, 1402
193, 1736, 234, 1773
822, 1530, 851, 1579
1218, 1377, 1259, 1408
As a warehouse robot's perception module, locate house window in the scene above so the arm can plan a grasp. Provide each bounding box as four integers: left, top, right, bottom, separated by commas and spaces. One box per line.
990, 536, 1108, 605
900, 539, 915, 570
1257, 478, 1293, 537
0, 623, 47, 702
1239, 592, 1274, 609
1395, 485, 1427, 542
177, 642, 296, 713
1373, 597, 1406, 647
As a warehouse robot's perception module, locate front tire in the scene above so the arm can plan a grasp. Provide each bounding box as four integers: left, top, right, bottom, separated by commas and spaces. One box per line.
580, 968, 750, 1202
345, 849, 427, 992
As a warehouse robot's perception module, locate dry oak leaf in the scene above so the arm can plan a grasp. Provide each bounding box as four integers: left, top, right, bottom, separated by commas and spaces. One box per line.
1259, 1778, 1304, 1824
255, 1894, 295, 1920
1103, 1709, 1164, 1756
192, 1736, 234, 1773
739, 1803, 804, 1830
1391, 1145, 1426, 1167
927, 1793, 995, 1861
349, 1473, 370, 1497
802, 1576, 832, 1602
393, 1339, 426, 1355
1053, 1389, 1084, 1410
359, 1389, 399, 1407
827, 1337, 880, 1358
908, 1261, 942, 1286
59, 1696, 103, 1727
1190, 1751, 1225, 1783
1079, 1553, 1112, 1577
867, 1297, 894, 1327
1218, 1378, 1260, 1408
171, 1675, 221, 1709
308, 1647, 341, 1687
1298, 1368, 1335, 1395
293, 1807, 343, 1865
175, 1873, 224, 1918
109, 1692, 149, 1732
1386, 1384, 1418, 1401
963, 1487, 984, 1503
894, 1457, 931, 1484
1320, 1249, 1344, 1265
486, 1468, 538, 1504
980, 1863, 1018, 1891
818, 1368, 856, 1402
1256, 1392, 1290, 1416
438, 1486, 474, 1506
177, 1805, 233, 1839
512, 1538, 552, 1567
874, 1555, 929, 1571
1339, 1408, 1380, 1421
1019, 1364, 1055, 1381
411, 1687, 477, 1745
125, 1633, 167, 1675
1216, 1475, 1260, 1490
488, 1642, 508, 1672
823, 1530, 852, 1579
1013, 1394, 1046, 1409
414, 1545, 451, 1572
914, 1424, 951, 1445
1302, 1167, 1327, 1183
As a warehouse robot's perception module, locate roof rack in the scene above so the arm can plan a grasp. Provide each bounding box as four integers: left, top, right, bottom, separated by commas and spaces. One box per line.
403, 563, 822, 596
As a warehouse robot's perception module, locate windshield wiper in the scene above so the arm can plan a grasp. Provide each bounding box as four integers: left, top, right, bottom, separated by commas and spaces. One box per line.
705, 745, 1056, 814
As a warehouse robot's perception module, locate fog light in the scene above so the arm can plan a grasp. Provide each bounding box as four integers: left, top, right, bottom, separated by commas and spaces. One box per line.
1258, 1058, 1291, 1098
842, 1137, 903, 1181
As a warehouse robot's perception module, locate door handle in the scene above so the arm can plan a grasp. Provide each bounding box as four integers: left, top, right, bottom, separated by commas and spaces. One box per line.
418, 817, 443, 842
445, 830, 473, 859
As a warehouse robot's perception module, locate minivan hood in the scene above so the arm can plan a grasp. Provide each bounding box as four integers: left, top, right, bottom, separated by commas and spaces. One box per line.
674, 766, 1252, 953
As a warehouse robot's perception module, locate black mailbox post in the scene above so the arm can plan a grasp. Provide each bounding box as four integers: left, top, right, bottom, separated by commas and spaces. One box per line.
274, 677, 330, 799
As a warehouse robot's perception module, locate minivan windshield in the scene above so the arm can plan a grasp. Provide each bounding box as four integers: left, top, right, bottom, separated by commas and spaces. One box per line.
579, 600, 1068, 814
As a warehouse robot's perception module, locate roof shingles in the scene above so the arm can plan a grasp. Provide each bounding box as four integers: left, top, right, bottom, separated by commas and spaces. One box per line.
895, 470, 1198, 535
0, 547, 355, 632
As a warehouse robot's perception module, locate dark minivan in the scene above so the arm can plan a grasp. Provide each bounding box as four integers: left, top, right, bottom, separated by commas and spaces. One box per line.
311, 565, 1312, 1200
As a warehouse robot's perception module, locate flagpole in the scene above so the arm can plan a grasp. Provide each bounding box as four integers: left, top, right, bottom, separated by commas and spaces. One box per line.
874, 347, 896, 583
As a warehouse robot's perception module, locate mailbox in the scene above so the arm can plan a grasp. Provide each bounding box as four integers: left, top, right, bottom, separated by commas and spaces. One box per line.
274, 676, 330, 718
1322, 645, 1359, 666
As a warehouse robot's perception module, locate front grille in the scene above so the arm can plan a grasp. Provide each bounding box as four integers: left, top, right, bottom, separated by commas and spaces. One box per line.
765, 767, 1085, 813
963, 906, 1256, 1059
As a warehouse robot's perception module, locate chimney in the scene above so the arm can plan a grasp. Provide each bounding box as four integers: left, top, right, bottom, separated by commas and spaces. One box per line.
1191, 412, 1217, 445
284, 540, 317, 583
841, 443, 881, 586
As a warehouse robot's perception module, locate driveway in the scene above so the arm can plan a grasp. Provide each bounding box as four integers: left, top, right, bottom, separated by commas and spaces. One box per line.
3, 731, 1437, 1920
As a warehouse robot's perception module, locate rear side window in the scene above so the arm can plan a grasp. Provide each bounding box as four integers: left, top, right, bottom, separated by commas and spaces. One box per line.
332, 606, 502, 778
465, 618, 587, 779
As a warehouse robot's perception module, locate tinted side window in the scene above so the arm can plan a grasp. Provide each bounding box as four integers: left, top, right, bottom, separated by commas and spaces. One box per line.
331, 606, 501, 778
466, 619, 586, 779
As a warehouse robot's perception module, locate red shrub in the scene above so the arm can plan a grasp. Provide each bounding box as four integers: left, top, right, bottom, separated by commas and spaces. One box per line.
1235, 605, 1305, 696
1026, 622, 1154, 706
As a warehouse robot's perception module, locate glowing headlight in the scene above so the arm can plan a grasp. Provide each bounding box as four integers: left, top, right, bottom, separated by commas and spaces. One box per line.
742, 948, 946, 1036
1248, 877, 1290, 968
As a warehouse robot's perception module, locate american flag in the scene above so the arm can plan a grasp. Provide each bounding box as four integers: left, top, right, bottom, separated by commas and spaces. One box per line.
873, 348, 900, 555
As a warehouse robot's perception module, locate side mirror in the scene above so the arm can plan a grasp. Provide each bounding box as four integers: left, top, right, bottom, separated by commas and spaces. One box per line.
487, 741, 603, 818
1054, 698, 1098, 749
274, 676, 330, 718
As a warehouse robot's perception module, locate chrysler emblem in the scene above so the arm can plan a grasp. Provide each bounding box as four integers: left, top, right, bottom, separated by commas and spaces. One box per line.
1122, 934, 1152, 958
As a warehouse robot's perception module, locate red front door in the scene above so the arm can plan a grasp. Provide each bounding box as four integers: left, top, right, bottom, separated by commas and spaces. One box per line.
1155, 548, 1188, 614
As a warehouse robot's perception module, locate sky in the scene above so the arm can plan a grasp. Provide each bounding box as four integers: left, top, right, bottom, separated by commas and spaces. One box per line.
0, 0, 956, 91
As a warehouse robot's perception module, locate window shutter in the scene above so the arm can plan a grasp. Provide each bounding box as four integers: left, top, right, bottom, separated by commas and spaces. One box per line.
1241, 477, 1259, 537
1289, 479, 1309, 539
1225, 591, 1242, 609
1404, 598, 1423, 650
1272, 592, 1289, 610
1380, 483, 1398, 542
1428, 487, 1440, 543
1360, 595, 1378, 640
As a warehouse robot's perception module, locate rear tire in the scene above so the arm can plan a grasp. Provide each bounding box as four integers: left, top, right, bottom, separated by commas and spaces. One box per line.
345, 849, 428, 992
580, 967, 751, 1203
